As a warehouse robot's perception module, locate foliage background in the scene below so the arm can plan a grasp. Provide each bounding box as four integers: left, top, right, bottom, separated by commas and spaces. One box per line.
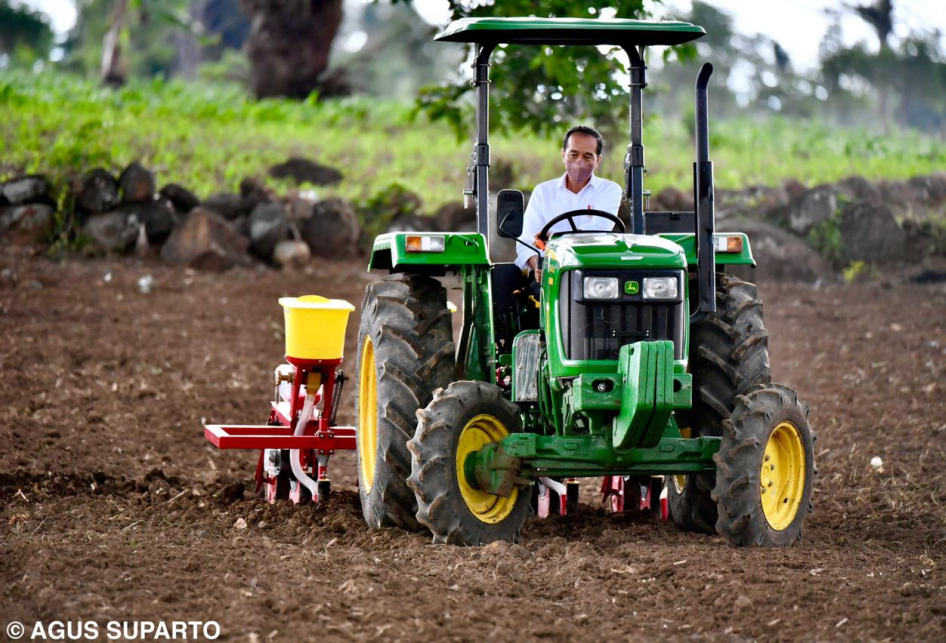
1, 0, 944, 215
2, 70, 944, 214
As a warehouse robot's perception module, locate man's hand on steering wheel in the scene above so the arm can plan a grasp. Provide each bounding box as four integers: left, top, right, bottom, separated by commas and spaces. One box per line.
535, 209, 626, 246
527, 210, 625, 284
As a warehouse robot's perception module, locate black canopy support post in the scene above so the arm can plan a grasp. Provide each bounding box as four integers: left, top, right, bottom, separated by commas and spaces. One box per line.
623, 46, 647, 235
692, 62, 716, 320
472, 43, 495, 251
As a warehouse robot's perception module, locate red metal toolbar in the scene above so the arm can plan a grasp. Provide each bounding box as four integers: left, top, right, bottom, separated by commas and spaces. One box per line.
204, 424, 355, 451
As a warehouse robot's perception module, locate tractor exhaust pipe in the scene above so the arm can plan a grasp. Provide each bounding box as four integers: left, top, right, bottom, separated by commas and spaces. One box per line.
692, 63, 716, 320
695, 63, 712, 164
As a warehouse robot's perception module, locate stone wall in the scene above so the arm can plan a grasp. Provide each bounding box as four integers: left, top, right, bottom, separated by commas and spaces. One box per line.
3, 160, 945, 281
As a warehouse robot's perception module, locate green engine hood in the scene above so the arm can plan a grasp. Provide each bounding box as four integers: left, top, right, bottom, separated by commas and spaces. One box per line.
546, 233, 687, 270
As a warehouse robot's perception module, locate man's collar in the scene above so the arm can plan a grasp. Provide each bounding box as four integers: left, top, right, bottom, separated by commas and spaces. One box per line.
558, 172, 598, 192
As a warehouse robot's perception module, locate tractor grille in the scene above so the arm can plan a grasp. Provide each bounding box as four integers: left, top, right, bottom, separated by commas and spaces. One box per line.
559, 270, 685, 361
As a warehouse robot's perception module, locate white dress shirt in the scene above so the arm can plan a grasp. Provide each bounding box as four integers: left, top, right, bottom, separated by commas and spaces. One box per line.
515, 173, 623, 269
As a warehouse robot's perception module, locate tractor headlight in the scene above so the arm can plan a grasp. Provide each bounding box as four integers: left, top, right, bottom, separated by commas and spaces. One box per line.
642, 276, 678, 300
583, 276, 620, 300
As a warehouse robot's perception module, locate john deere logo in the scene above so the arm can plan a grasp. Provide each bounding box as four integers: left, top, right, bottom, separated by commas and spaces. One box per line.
625, 280, 639, 295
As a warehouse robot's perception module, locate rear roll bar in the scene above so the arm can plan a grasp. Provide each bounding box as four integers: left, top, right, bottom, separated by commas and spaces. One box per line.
691, 63, 716, 321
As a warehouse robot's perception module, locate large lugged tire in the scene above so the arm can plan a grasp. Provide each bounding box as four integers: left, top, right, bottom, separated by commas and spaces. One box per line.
712, 384, 815, 546
355, 273, 454, 530
669, 274, 771, 533
407, 381, 532, 545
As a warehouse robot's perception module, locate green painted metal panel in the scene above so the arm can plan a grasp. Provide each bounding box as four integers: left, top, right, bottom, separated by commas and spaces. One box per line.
613, 341, 674, 450
496, 432, 719, 478
435, 18, 705, 47
569, 371, 691, 415
660, 232, 756, 266
544, 263, 688, 380
571, 374, 622, 411
541, 234, 688, 380
368, 232, 490, 270
613, 342, 653, 450
647, 344, 675, 448
545, 233, 688, 272
464, 431, 719, 493
673, 373, 693, 408
457, 264, 496, 382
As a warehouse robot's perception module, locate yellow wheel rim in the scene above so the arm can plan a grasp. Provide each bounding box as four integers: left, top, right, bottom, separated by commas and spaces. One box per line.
357, 335, 378, 494
760, 421, 806, 530
456, 414, 518, 524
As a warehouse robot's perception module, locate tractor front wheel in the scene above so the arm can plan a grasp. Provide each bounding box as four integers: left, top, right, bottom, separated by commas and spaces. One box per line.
408, 381, 531, 545
669, 273, 771, 533
712, 384, 815, 547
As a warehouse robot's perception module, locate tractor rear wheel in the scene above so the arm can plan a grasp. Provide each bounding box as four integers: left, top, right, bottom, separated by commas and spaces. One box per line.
669, 274, 770, 533
355, 273, 454, 530
408, 381, 531, 545
712, 384, 815, 546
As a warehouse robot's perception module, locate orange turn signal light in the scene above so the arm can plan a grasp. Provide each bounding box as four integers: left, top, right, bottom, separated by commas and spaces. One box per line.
714, 235, 744, 253
405, 235, 446, 253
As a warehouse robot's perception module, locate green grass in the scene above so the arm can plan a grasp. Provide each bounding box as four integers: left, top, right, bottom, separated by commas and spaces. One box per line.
2, 70, 945, 216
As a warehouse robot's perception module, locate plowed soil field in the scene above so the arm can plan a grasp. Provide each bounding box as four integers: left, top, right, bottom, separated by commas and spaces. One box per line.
2, 248, 945, 642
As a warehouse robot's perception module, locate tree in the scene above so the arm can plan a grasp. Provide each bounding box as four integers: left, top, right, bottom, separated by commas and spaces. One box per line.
63, 0, 217, 84
239, 0, 344, 99
328, 2, 464, 100
415, 0, 670, 139
650, 1, 741, 121
819, 0, 946, 132
843, 0, 895, 124
0, 0, 54, 66
847, 0, 894, 49
820, 30, 946, 132
100, 0, 129, 84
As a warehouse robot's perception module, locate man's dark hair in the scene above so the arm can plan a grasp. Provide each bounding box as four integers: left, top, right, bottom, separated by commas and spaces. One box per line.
563, 125, 604, 156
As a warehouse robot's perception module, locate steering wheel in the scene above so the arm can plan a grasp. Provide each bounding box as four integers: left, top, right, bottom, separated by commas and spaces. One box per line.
537, 209, 626, 244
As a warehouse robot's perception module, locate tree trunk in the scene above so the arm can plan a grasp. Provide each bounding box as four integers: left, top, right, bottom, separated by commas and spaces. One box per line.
240, 0, 344, 99
172, 0, 208, 80
100, 0, 129, 86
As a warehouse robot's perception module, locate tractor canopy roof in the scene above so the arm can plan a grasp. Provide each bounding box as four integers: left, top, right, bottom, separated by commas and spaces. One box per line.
435, 17, 705, 47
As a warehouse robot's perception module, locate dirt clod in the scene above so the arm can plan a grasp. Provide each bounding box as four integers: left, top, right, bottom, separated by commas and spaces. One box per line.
217, 482, 245, 504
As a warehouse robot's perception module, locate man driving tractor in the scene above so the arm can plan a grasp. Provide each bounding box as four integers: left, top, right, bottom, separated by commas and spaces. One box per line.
516, 125, 623, 280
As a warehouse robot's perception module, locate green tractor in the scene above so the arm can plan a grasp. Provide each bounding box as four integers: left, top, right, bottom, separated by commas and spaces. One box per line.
354, 17, 815, 546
